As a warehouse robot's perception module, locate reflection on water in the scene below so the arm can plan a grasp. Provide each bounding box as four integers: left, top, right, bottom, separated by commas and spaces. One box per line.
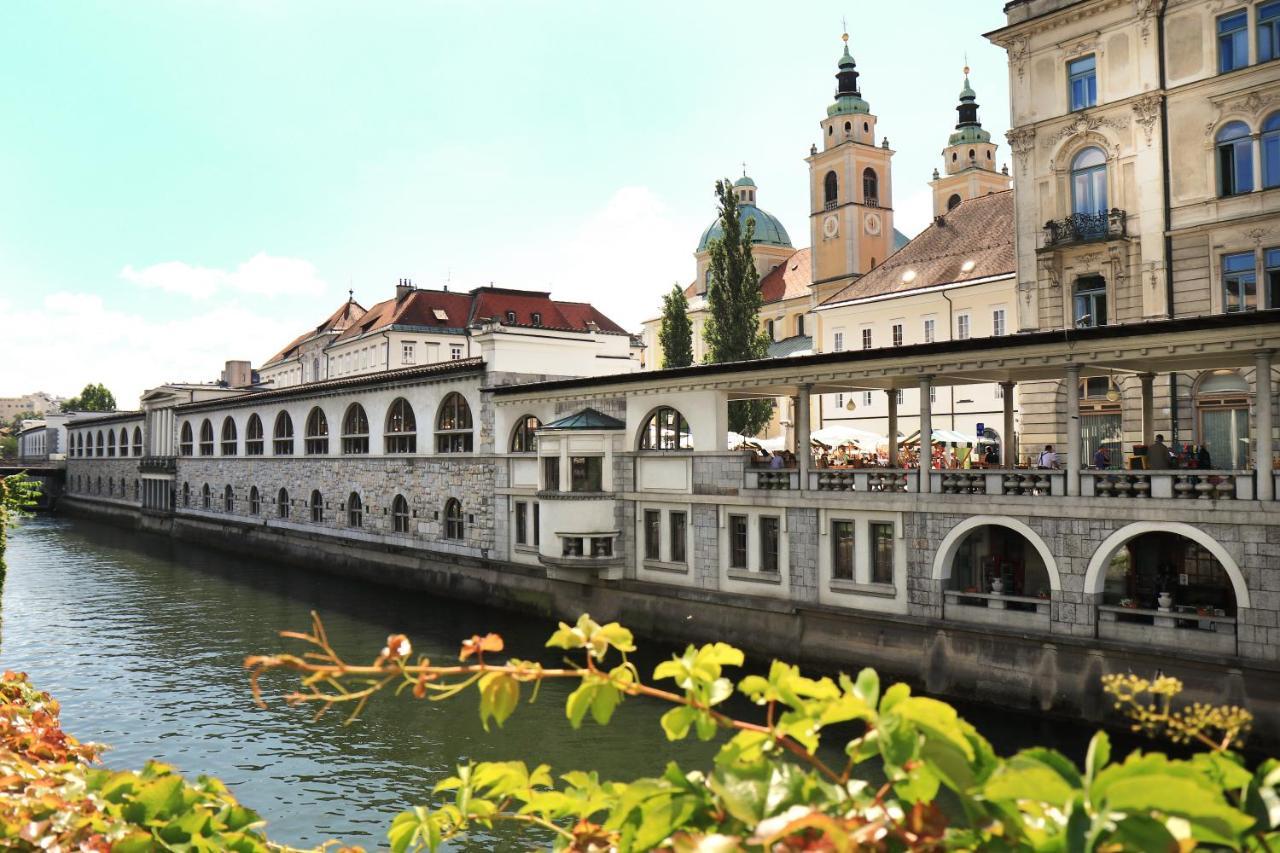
4, 516, 1117, 849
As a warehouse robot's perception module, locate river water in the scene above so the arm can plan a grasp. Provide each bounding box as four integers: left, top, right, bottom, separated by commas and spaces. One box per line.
3, 516, 1112, 849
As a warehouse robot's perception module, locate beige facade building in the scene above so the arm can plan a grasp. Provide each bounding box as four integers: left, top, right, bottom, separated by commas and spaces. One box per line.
988, 0, 1280, 469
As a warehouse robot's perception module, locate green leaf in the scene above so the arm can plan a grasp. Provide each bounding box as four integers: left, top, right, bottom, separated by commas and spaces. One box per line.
590, 683, 622, 726
477, 672, 520, 731
133, 775, 185, 820
565, 681, 597, 729
984, 763, 1079, 808
598, 622, 636, 653
660, 706, 697, 741
1107, 814, 1181, 852
1103, 775, 1255, 846
1246, 759, 1280, 831
879, 682, 910, 714
1084, 731, 1111, 789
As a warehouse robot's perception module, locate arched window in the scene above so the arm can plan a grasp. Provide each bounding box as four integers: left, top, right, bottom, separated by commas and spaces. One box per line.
249, 486, 261, 515
273, 412, 294, 455
1197, 370, 1251, 470
118, 428, 129, 456
224, 485, 234, 512
132, 426, 142, 456
347, 492, 362, 527
436, 393, 473, 453
221, 417, 237, 455
199, 419, 214, 455
1070, 147, 1108, 215
384, 398, 417, 453
510, 415, 541, 453
392, 494, 410, 533
1263, 113, 1280, 190
947, 193, 962, 211
703, 269, 711, 291
74, 433, 81, 456
305, 407, 329, 454
310, 489, 324, 523
823, 170, 838, 206
639, 406, 692, 450
96, 476, 102, 494
862, 168, 878, 205
342, 404, 370, 454
182, 482, 190, 506
105, 430, 115, 457
108, 478, 114, 496
246, 414, 264, 455
444, 498, 464, 540
201, 483, 211, 509
179, 422, 193, 456
277, 488, 290, 519
1216, 122, 1254, 196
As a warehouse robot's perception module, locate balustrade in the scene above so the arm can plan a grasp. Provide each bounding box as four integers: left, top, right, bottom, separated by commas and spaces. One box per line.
1082, 471, 1249, 500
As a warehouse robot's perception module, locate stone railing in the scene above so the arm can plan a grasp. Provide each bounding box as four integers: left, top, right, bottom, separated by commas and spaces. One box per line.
1081, 470, 1252, 500
1042, 209, 1126, 247
1097, 604, 1236, 655
931, 469, 1061, 496
744, 469, 799, 490
944, 590, 1051, 631
139, 456, 177, 474
809, 469, 914, 492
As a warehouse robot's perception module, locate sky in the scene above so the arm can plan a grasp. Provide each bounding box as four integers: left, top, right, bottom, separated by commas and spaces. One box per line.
0, 1, 1011, 404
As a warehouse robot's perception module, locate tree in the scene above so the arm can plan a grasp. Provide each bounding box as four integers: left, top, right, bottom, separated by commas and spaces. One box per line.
6, 410, 39, 431
703, 178, 773, 437
61, 383, 116, 413
658, 284, 694, 369
0, 435, 15, 459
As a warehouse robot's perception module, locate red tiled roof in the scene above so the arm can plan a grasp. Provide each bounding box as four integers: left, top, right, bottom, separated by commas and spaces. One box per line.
264, 299, 367, 366
760, 248, 812, 304
821, 191, 1014, 307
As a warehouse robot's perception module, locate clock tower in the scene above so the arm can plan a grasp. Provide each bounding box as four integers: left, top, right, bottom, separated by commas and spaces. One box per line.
929, 68, 1011, 216
806, 34, 896, 305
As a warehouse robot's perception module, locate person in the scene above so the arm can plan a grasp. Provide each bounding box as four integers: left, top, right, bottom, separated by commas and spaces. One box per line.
769, 451, 783, 470
1197, 441, 1212, 470
1092, 445, 1110, 470
958, 442, 973, 469
1146, 434, 1172, 470
985, 443, 1000, 466
1038, 444, 1058, 469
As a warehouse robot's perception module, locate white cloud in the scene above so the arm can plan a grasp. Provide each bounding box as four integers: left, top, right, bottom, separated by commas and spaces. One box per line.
120, 252, 328, 300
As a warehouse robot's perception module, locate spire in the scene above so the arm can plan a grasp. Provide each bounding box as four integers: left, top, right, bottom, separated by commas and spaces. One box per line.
956, 64, 979, 128
826, 30, 869, 117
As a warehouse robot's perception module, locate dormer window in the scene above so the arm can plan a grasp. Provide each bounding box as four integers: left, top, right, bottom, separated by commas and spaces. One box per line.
531, 312, 541, 326
505, 311, 516, 323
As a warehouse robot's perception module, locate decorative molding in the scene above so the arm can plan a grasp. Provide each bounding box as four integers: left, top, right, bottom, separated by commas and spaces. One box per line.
1131, 94, 1161, 146
1246, 227, 1272, 246
1049, 113, 1130, 147
1006, 127, 1036, 172
1062, 36, 1100, 59
1133, 0, 1158, 43
1204, 89, 1279, 137
1006, 35, 1031, 80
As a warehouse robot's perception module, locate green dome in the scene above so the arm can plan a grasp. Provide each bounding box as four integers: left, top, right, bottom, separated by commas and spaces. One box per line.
948, 125, 992, 145
734, 175, 757, 188
697, 203, 792, 252
959, 75, 976, 102
827, 95, 870, 117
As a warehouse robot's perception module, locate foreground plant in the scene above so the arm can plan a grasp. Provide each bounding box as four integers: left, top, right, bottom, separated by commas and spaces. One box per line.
248, 613, 1280, 852
0, 472, 39, 571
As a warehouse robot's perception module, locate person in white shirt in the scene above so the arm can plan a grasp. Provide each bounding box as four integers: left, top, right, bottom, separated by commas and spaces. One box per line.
1038, 445, 1058, 469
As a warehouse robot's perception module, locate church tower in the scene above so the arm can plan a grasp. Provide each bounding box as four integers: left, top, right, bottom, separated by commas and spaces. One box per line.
806, 34, 896, 303
929, 68, 1011, 216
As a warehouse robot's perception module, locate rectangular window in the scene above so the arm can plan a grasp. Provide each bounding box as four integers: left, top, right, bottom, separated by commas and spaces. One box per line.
994, 383, 1004, 400
863, 391, 873, 407
1223, 251, 1258, 312
929, 386, 937, 404
1067, 55, 1097, 110
831, 520, 854, 580
1266, 248, 1280, 309
515, 501, 527, 545
861, 328, 873, 350
870, 522, 894, 584
1262, 1, 1280, 61
644, 509, 661, 560
897, 389, 904, 405
533, 503, 540, 546
562, 537, 584, 557
833, 331, 844, 352
759, 516, 780, 573
670, 511, 687, 563
451, 345, 463, 360
570, 456, 603, 492
956, 314, 971, 340
591, 537, 613, 558
992, 308, 1006, 336
923, 317, 936, 343
1073, 276, 1108, 327
729, 515, 748, 569
891, 323, 903, 347
402, 342, 415, 364
1219, 11, 1250, 72
542, 456, 560, 491
835, 393, 844, 409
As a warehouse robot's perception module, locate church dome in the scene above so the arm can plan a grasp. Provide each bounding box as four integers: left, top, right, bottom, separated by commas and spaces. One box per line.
697, 203, 792, 252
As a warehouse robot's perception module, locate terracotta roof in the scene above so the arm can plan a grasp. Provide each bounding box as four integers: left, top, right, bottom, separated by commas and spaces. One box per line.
336, 289, 475, 343
264, 299, 367, 366
760, 248, 812, 304
821, 191, 1014, 307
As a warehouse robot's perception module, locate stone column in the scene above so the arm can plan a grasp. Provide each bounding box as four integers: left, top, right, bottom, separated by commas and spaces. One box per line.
797, 384, 812, 488
1139, 372, 1155, 447
1001, 381, 1016, 467
887, 388, 899, 468
1066, 365, 1081, 497
919, 376, 933, 493
1257, 350, 1274, 501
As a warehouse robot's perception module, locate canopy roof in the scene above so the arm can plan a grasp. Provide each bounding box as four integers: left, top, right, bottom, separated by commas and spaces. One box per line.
542, 408, 626, 431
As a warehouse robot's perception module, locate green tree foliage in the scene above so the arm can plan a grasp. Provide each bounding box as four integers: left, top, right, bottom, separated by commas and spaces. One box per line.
703, 178, 773, 437
0, 473, 40, 572
658, 284, 694, 369
61, 383, 117, 413
5, 410, 39, 431
249, 612, 1280, 852
0, 436, 14, 460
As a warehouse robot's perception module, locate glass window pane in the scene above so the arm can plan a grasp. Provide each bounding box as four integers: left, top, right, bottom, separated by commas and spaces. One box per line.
1264, 133, 1280, 188
729, 516, 748, 568
870, 523, 894, 584
645, 509, 661, 560
832, 521, 854, 580
760, 517, 779, 573
670, 512, 687, 563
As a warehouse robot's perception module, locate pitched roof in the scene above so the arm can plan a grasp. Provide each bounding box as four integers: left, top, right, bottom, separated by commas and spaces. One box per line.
760, 248, 812, 304
821, 191, 1013, 307
264, 299, 367, 366
767, 335, 814, 358
542, 407, 626, 430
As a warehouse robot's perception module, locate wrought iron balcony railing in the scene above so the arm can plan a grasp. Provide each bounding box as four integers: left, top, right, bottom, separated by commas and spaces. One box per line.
1043, 209, 1126, 247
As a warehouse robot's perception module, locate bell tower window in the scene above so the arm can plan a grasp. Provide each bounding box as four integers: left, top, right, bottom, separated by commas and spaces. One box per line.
823, 171, 838, 209
862, 168, 879, 206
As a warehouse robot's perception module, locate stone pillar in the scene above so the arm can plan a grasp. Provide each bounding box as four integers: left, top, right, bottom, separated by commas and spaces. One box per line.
1139, 372, 1155, 447
1001, 381, 1016, 467
1257, 350, 1274, 501
887, 388, 899, 468
919, 376, 933, 493
797, 384, 812, 487
1066, 365, 1081, 497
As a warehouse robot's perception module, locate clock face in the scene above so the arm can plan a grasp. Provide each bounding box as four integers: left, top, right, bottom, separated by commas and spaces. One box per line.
864, 213, 882, 236
822, 214, 839, 239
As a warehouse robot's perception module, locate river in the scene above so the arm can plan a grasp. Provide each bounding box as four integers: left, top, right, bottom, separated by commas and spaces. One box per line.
3, 516, 1118, 849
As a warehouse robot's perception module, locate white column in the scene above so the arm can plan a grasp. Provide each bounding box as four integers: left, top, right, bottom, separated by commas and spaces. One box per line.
887, 389, 899, 468
1257, 351, 1274, 501
919, 376, 933, 492
1066, 365, 1081, 497
1139, 372, 1155, 447
1001, 381, 1016, 467
797, 384, 812, 487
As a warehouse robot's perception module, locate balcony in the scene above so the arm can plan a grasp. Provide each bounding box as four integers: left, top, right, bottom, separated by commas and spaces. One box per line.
139, 456, 177, 474
1042, 209, 1126, 248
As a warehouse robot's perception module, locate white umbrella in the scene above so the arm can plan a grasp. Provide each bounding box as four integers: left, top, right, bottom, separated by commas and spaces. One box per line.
812, 425, 883, 451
